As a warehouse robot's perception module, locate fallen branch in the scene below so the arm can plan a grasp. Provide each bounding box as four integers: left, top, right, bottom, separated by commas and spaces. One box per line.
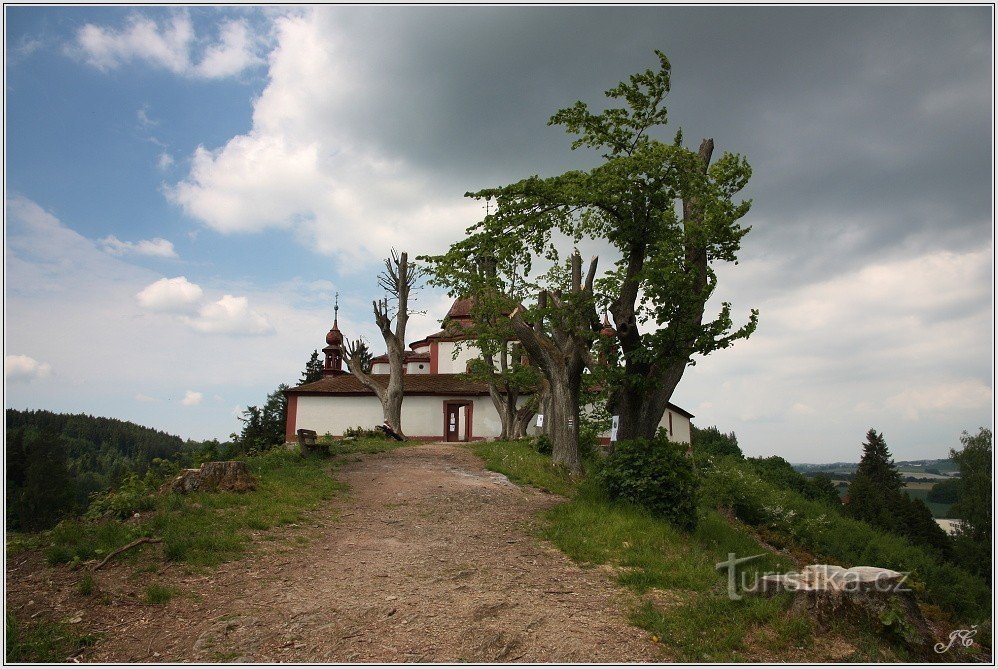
92, 537, 163, 571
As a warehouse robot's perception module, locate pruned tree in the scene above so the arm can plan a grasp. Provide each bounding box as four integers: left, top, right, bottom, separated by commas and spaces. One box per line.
507, 251, 599, 474
424, 242, 540, 440
461, 51, 757, 442
344, 249, 425, 436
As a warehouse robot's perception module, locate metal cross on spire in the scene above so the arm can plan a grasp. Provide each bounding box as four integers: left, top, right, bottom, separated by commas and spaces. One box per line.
334, 292, 339, 324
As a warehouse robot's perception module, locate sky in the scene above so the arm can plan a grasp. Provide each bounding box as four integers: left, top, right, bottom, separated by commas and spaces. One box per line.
4, 6, 994, 462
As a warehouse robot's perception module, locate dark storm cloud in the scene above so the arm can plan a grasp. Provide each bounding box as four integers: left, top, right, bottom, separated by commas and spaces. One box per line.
322, 5, 991, 288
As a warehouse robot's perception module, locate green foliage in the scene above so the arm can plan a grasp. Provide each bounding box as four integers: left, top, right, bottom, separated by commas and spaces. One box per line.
846, 430, 950, 554
949, 427, 992, 543
5, 409, 222, 531
747, 455, 841, 508
926, 477, 962, 504
853, 428, 905, 493
42, 449, 343, 568
236, 384, 289, 451
425, 51, 758, 442
6, 428, 77, 531
299, 349, 324, 384
691, 424, 743, 459
143, 584, 176, 605
700, 455, 988, 620
76, 573, 96, 596
534, 434, 552, 455
341, 425, 391, 440
949, 427, 992, 581
5, 612, 97, 663
594, 435, 698, 530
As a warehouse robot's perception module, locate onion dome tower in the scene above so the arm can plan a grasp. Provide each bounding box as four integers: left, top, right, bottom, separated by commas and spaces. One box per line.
597, 311, 618, 366
323, 293, 345, 377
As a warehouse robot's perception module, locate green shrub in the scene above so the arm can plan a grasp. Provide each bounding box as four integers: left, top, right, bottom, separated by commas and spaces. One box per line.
534, 434, 552, 455
84, 472, 158, 520
342, 426, 390, 440
700, 455, 990, 620
595, 435, 698, 530
76, 573, 95, 596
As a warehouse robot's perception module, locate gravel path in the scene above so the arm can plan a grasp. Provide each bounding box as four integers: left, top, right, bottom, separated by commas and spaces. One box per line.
7, 444, 662, 662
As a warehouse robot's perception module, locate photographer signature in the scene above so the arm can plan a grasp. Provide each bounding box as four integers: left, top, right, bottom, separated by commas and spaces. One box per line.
934, 625, 978, 654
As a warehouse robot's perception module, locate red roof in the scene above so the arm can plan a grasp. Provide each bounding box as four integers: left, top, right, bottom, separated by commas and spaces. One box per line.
370, 351, 432, 364
287, 373, 492, 396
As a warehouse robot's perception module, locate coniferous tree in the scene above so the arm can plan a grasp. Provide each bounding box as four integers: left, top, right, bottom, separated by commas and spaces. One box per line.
8, 430, 77, 531
300, 350, 324, 384
848, 428, 950, 555
855, 428, 904, 493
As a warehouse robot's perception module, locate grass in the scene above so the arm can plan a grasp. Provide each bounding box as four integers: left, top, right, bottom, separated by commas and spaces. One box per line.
143, 583, 177, 604
41, 448, 347, 569
542, 482, 807, 660
321, 435, 411, 456
471, 440, 941, 661
76, 572, 96, 596
469, 439, 579, 496
5, 612, 97, 663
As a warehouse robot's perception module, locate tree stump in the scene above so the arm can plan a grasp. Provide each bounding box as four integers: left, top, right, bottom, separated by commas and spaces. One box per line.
170, 461, 256, 494
751, 564, 934, 652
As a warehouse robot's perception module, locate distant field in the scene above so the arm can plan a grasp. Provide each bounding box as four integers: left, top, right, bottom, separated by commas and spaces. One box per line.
904, 486, 952, 519
831, 481, 951, 519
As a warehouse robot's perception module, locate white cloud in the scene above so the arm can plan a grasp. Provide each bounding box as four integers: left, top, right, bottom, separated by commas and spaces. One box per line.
101, 235, 178, 258
183, 295, 275, 336
194, 19, 262, 79
166, 10, 479, 262
158, 152, 175, 170
181, 390, 203, 406
886, 380, 993, 421
71, 14, 263, 80
135, 277, 274, 335
5, 355, 52, 382
135, 393, 159, 403
136, 105, 158, 127
136, 276, 204, 313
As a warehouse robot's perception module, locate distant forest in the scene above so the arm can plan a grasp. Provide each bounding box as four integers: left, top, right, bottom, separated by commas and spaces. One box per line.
5, 409, 221, 532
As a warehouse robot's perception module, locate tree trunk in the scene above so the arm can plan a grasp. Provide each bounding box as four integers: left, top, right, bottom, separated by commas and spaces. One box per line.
612, 138, 715, 441
506, 253, 596, 476
547, 370, 582, 473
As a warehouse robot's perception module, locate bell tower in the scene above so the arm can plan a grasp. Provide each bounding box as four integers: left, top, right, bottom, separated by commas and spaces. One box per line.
323, 293, 345, 376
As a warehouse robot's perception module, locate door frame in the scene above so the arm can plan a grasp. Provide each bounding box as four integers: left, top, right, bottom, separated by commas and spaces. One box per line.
442, 400, 474, 442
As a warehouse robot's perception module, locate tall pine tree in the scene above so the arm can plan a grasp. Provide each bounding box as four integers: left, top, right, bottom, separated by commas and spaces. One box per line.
300, 350, 324, 384
848, 428, 949, 555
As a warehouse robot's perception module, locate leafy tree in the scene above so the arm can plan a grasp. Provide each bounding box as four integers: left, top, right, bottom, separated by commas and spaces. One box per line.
808, 473, 842, 507
949, 427, 991, 580
926, 477, 962, 505
455, 52, 757, 445
237, 384, 288, 450
749, 455, 841, 507
691, 424, 742, 459
299, 349, 324, 384
425, 248, 541, 440
344, 249, 425, 437
949, 427, 991, 543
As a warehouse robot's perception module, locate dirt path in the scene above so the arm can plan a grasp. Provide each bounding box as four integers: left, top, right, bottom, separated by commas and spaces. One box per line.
7, 444, 662, 662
